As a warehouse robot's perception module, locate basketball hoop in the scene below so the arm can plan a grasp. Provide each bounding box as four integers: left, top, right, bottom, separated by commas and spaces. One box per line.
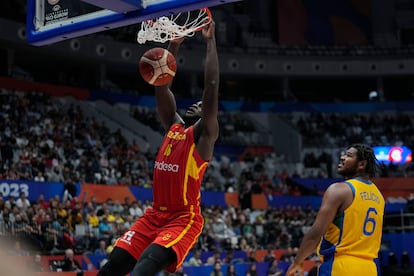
137, 8, 212, 44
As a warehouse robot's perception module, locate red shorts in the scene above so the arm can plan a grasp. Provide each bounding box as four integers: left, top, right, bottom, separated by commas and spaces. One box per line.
115, 205, 203, 273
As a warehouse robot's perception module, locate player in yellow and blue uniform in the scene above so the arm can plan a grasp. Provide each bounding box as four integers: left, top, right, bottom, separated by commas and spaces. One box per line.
286, 144, 384, 276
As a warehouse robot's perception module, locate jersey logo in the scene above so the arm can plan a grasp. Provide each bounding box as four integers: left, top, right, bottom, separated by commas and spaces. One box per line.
154, 161, 179, 172
162, 233, 172, 241
167, 130, 186, 140
164, 144, 172, 156
120, 230, 135, 245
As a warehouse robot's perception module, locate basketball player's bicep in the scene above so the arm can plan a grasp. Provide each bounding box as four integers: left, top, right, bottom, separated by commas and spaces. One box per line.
200, 117, 219, 141
196, 135, 214, 161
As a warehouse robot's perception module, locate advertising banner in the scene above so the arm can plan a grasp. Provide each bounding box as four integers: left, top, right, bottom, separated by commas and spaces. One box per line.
0, 179, 64, 201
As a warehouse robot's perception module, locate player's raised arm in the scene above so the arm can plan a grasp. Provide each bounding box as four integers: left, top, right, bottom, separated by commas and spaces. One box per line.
195, 20, 220, 161
155, 38, 185, 132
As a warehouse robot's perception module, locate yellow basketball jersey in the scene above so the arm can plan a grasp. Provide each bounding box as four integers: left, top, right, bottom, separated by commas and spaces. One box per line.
318, 178, 384, 276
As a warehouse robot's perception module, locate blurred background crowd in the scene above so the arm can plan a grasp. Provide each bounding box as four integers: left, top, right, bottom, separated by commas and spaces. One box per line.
1, 0, 414, 275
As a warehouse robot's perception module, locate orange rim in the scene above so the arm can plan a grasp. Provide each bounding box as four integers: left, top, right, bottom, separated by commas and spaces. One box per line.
193, 7, 212, 32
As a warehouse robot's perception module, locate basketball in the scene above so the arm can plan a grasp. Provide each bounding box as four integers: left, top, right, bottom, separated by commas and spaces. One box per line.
139, 47, 177, 86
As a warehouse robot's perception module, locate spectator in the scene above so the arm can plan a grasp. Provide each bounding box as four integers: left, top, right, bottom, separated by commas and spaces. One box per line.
226, 263, 237, 276
112, 200, 124, 214
4, 196, 17, 210
34, 171, 46, 182
245, 250, 257, 263
207, 250, 222, 265
40, 213, 60, 250
47, 167, 64, 183
211, 215, 227, 240
61, 248, 83, 275
262, 248, 276, 265
188, 249, 203, 266
401, 251, 412, 269
67, 208, 83, 232
246, 262, 258, 276
222, 250, 235, 264
64, 178, 77, 200
15, 192, 30, 210
128, 201, 143, 218
238, 238, 250, 252
56, 202, 68, 221
388, 251, 399, 267
267, 259, 283, 276
94, 240, 108, 259
36, 194, 50, 209
200, 228, 216, 252
28, 253, 44, 272
98, 217, 114, 242
210, 261, 223, 276
87, 209, 100, 228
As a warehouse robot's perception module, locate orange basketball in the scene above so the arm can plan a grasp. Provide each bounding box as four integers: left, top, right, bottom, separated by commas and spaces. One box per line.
139, 47, 177, 86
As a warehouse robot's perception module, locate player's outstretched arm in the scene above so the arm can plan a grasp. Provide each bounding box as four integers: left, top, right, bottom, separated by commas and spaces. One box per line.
286, 182, 349, 276
155, 38, 185, 131
195, 20, 219, 161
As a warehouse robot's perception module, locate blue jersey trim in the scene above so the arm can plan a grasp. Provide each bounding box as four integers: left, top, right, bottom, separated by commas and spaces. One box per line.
344, 181, 356, 197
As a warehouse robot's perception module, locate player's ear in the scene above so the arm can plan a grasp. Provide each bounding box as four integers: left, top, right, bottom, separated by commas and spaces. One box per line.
358, 160, 367, 171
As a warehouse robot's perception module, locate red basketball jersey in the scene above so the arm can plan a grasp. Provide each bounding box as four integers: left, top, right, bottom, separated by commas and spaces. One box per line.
153, 124, 208, 210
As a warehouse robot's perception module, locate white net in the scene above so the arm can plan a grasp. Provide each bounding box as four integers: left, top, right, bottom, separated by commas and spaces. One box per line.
137, 8, 211, 44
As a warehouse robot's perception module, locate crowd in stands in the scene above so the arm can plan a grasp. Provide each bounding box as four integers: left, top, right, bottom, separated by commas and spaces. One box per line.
134, 105, 414, 180
2, 90, 414, 195
0, 90, 154, 187
0, 90, 295, 195
0, 181, 316, 257
2, 187, 411, 275
292, 112, 414, 149
0, 90, 306, 273
286, 112, 414, 178
0, 90, 314, 274
0, 187, 320, 273
1, 90, 414, 274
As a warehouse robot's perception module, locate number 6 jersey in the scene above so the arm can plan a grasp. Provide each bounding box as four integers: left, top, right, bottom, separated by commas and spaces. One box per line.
318, 178, 384, 275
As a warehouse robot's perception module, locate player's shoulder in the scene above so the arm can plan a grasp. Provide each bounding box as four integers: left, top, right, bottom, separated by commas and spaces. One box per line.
328, 181, 351, 190
325, 181, 354, 197
319, 182, 354, 210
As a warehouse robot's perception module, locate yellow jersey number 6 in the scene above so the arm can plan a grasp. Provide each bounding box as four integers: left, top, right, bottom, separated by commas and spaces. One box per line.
363, 207, 377, 236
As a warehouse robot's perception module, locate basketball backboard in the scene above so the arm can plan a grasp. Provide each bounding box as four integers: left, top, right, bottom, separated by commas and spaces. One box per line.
26, 0, 242, 46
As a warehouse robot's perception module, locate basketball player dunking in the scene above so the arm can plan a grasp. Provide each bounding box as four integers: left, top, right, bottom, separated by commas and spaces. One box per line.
98, 19, 219, 276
